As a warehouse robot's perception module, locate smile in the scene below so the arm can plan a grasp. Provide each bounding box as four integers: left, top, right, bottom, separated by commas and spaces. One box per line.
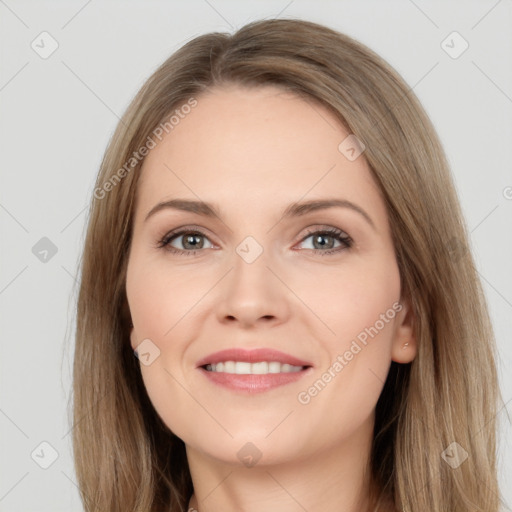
204, 361, 305, 374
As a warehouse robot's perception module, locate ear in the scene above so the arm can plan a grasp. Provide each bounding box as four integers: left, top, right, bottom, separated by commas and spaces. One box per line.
391, 296, 417, 364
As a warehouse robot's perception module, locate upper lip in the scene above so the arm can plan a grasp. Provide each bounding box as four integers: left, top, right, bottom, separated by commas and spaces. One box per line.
196, 348, 313, 368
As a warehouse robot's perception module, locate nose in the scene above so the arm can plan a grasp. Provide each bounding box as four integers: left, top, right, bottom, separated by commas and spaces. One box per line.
215, 247, 291, 329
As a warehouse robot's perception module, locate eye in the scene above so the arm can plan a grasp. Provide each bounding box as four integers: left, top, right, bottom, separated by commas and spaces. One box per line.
157, 228, 213, 255
156, 226, 352, 256
296, 227, 352, 255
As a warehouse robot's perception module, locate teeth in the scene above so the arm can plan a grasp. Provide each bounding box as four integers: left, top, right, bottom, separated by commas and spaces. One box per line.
268, 361, 281, 373
205, 361, 304, 374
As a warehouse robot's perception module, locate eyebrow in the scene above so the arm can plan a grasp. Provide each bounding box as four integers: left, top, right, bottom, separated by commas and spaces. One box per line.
144, 198, 376, 230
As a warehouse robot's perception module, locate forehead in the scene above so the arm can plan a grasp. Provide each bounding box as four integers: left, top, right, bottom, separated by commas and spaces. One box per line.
135, 84, 382, 218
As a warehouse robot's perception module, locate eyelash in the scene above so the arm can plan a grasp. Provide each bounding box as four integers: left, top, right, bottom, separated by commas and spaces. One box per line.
156, 226, 353, 256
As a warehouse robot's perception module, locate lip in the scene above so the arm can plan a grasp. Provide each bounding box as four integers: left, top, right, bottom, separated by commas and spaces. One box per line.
198, 367, 313, 393
196, 348, 313, 394
195, 348, 313, 368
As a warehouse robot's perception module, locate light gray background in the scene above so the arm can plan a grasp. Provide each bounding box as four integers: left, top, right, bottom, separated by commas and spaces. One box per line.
1, 1, 511, 511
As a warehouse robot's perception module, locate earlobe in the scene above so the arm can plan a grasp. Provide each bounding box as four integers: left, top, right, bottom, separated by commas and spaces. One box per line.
391, 298, 417, 364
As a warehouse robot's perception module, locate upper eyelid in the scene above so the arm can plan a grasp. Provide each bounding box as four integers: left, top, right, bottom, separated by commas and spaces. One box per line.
162, 224, 347, 237
161, 225, 217, 244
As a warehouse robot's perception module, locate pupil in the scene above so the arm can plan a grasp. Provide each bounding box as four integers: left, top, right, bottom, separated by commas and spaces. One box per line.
184, 234, 203, 250
314, 234, 333, 250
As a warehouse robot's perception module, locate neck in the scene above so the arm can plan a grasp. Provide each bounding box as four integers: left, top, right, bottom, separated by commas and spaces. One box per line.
185, 417, 375, 512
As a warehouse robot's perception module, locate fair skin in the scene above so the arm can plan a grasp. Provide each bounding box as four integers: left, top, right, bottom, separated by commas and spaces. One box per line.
126, 84, 416, 512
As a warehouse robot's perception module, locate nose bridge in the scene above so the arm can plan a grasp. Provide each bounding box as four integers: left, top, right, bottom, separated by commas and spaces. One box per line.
232, 237, 270, 290
215, 235, 290, 326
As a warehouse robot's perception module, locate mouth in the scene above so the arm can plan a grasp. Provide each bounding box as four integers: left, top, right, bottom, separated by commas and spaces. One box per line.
196, 348, 313, 393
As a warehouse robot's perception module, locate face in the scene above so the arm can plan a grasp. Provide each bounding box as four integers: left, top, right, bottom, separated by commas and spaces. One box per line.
126, 84, 415, 466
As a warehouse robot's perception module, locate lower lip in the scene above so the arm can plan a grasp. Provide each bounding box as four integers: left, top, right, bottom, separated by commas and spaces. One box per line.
198, 366, 313, 393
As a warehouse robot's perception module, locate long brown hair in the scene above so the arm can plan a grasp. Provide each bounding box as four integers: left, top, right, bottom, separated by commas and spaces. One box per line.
72, 18, 503, 511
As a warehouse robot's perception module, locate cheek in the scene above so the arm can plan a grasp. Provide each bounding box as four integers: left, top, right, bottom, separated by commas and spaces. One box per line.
294, 254, 401, 347
126, 256, 206, 346
126, 256, 212, 435
293, 255, 400, 412
293, 323, 399, 455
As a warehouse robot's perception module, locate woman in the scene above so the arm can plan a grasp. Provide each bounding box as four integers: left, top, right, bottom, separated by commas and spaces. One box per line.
72, 18, 503, 511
